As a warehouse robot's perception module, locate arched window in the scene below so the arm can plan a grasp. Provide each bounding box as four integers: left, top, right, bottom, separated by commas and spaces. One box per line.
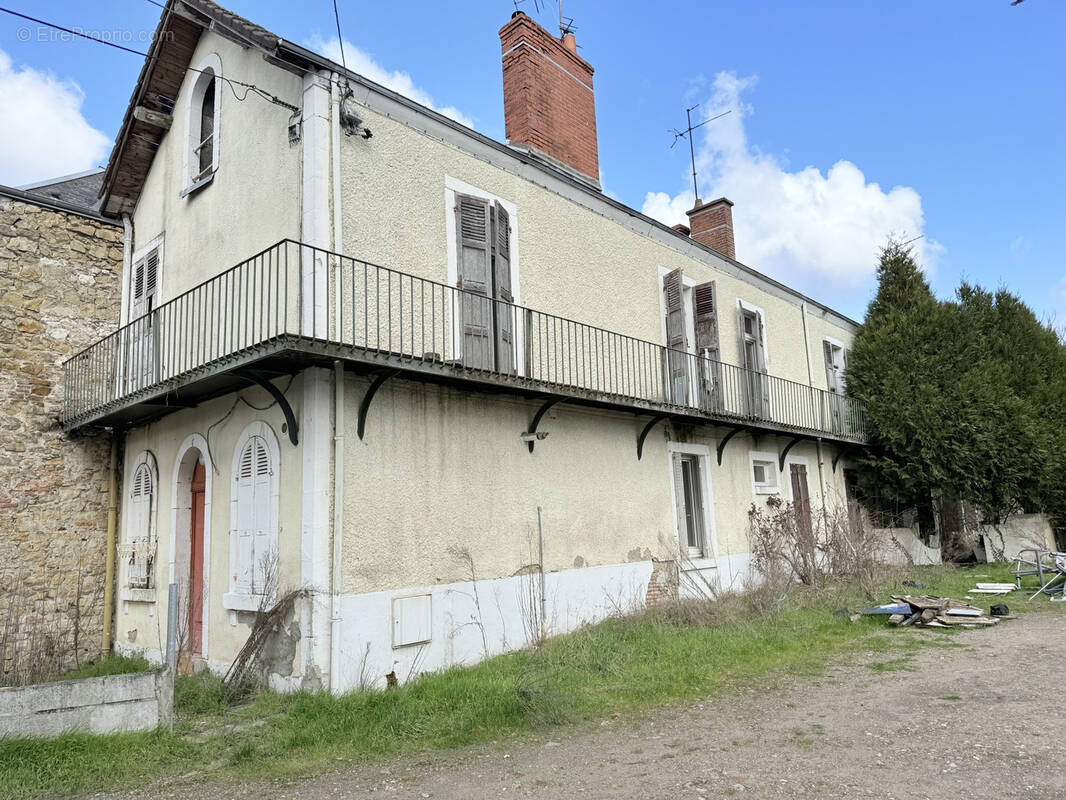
185, 55, 221, 190
196, 77, 215, 180
227, 423, 280, 607
124, 452, 158, 589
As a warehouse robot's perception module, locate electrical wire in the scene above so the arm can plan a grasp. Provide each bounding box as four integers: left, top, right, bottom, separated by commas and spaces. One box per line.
204, 375, 296, 475
331, 0, 347, 74
0, 6, 299, 113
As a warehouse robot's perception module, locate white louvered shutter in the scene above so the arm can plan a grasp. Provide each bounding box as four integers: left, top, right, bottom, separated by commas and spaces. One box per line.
128, 464, 154, 588
232, 439, 257, 595
250, 438, 273, 595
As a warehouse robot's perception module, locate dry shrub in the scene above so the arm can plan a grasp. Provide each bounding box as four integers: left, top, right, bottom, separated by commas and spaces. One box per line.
748, 496, 899, 593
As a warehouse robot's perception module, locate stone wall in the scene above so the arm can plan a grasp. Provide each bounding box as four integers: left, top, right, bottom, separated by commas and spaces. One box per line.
0, 194, 122, 683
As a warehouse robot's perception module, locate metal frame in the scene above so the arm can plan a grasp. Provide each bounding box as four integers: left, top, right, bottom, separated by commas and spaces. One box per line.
716, 426, 752, 466
357, 369, 400, 441
233, 369, 299, 446
62, 240, 871, 451
778, 436, 806, 471
636, 414, 670, 460
526, 397, 565, 453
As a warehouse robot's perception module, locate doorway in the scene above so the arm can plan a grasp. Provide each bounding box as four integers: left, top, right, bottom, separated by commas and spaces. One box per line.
189, 462, 206, 656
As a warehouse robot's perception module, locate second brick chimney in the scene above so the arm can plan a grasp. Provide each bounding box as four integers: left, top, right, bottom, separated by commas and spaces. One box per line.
500, 12, 599, 185
686, 197, 736, 260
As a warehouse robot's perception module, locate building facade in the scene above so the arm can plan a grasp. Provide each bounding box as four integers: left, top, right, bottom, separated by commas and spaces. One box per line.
65, 0, 867, 690
0, 174, 123, 682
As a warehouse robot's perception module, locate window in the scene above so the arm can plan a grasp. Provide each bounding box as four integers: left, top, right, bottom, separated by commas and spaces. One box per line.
184, 55, 221, 193
226, 423, 280, 610
125, 238, 162, 392
750, 452, 779, 494
738, 301, 769, 418
669, 445, 715, 560
660, 268, 720, 409
823, 338, 848, 394
823, 337, 850, 432
123, 452, 158, 590
454, 193, 514, 372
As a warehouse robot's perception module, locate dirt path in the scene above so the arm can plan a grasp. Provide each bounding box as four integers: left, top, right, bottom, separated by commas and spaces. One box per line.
100, 613, 1066, 800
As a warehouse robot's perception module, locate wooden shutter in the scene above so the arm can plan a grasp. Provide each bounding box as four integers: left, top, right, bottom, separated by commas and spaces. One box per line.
250, 438, 273, 595
456, 195, 493, 370
789, 463, 812, 537
492, 201, 515, 374
822, 341, 838, 394
663, 269, 688, 404
672, 454, 689, 549
754, 310, 767, 373
128, 464, 154, 589
232, 439, 258, 595
693, 281, 720, 412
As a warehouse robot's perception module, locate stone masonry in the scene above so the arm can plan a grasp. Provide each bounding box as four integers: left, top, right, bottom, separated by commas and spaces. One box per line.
0, 192, 122, 683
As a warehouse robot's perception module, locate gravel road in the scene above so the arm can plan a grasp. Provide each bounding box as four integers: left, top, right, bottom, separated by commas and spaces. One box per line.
96, 612, 1066, 800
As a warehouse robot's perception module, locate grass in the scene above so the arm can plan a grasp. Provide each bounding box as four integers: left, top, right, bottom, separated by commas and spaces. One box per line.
55, 655, 152, 682
0, 563, 1060, 799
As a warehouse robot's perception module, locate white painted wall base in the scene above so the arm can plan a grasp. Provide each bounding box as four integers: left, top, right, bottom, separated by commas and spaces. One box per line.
333, 560, 653, 691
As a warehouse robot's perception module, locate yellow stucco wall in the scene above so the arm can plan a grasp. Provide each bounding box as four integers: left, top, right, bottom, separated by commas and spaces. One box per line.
131, 32, 303, 302
339, 100, 857, 392
342, 372, 851, 596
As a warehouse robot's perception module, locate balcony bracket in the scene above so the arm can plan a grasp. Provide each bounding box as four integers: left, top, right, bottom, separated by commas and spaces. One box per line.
357, 369, 400, 441
636, 414, 671, 460
831, 445, 857, 474
235, 369, 299, 446
778, 436, 806, 472
526, 397, 565, 453
716, 426, 752, 466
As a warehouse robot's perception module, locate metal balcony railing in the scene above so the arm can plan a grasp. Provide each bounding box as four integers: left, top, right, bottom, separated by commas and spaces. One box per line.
62, 240, 868, 442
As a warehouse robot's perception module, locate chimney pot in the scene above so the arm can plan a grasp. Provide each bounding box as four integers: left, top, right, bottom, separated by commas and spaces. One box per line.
686, 197, 735, 260
671, 223, 690, 236
500, 14, 599, 184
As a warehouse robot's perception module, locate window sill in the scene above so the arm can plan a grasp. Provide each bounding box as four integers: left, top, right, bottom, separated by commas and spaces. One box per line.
754, 486, 780, 495
120, 587, 156, 603
222, 592, 270, 612
180, 171, 215, 198
681, 557, 718, 572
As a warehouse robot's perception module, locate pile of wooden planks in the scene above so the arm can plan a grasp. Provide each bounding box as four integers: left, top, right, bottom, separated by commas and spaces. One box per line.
886, 595, 999, 628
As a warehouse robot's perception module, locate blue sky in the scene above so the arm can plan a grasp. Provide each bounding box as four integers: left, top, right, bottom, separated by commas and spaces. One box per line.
0, 0, 1062, 323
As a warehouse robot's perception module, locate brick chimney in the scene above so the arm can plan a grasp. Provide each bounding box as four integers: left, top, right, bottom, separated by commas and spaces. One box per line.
500, 12, 599, 185
686, 197, 735, 259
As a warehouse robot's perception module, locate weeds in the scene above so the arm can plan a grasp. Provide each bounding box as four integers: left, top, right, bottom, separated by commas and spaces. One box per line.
1, 563, 1059, 799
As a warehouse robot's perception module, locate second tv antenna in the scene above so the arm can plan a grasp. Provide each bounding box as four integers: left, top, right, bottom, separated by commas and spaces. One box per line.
671, 105, 731, 205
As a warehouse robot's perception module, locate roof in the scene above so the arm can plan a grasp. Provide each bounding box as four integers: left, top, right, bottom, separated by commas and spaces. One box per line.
0, 181, 117, 225
100, 0, 861, 329
18, 168, 105, 211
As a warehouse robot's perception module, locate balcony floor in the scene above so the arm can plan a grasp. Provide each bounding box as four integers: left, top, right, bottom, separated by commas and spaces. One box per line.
65, 334, 868, 450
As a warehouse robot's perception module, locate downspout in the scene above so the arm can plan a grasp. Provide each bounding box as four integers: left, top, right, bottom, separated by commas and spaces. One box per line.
330, 359, 344, 692
101, 435, 119, 652
329, 72, 345, 694
800, 302, 828, 508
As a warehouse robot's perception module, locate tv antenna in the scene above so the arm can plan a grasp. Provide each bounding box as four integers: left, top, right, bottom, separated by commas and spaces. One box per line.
671, 105, 731, 205
512, 0, 576, 37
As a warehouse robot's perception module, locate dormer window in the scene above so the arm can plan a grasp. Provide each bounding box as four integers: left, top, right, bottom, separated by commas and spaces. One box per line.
183, 55, 221, 195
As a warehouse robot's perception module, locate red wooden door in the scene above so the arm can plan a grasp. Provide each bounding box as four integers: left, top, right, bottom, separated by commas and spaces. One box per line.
189, 462, 206, 655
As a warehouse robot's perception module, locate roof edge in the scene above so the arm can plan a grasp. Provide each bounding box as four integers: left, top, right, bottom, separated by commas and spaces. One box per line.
0, 184, 120, 225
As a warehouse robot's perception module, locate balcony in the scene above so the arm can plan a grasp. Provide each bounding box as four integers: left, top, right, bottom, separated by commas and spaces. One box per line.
62, 240, 868, 453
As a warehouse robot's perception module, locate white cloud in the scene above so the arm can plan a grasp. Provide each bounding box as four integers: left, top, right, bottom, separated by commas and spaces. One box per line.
0, 49, 111, 187
305, 35, 475, 129
642, 72, 942, 307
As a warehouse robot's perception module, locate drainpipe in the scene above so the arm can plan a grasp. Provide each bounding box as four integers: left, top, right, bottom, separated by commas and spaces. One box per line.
330, 359, 345, 693
800, 303, 829, 507
101, 434, 119, 652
